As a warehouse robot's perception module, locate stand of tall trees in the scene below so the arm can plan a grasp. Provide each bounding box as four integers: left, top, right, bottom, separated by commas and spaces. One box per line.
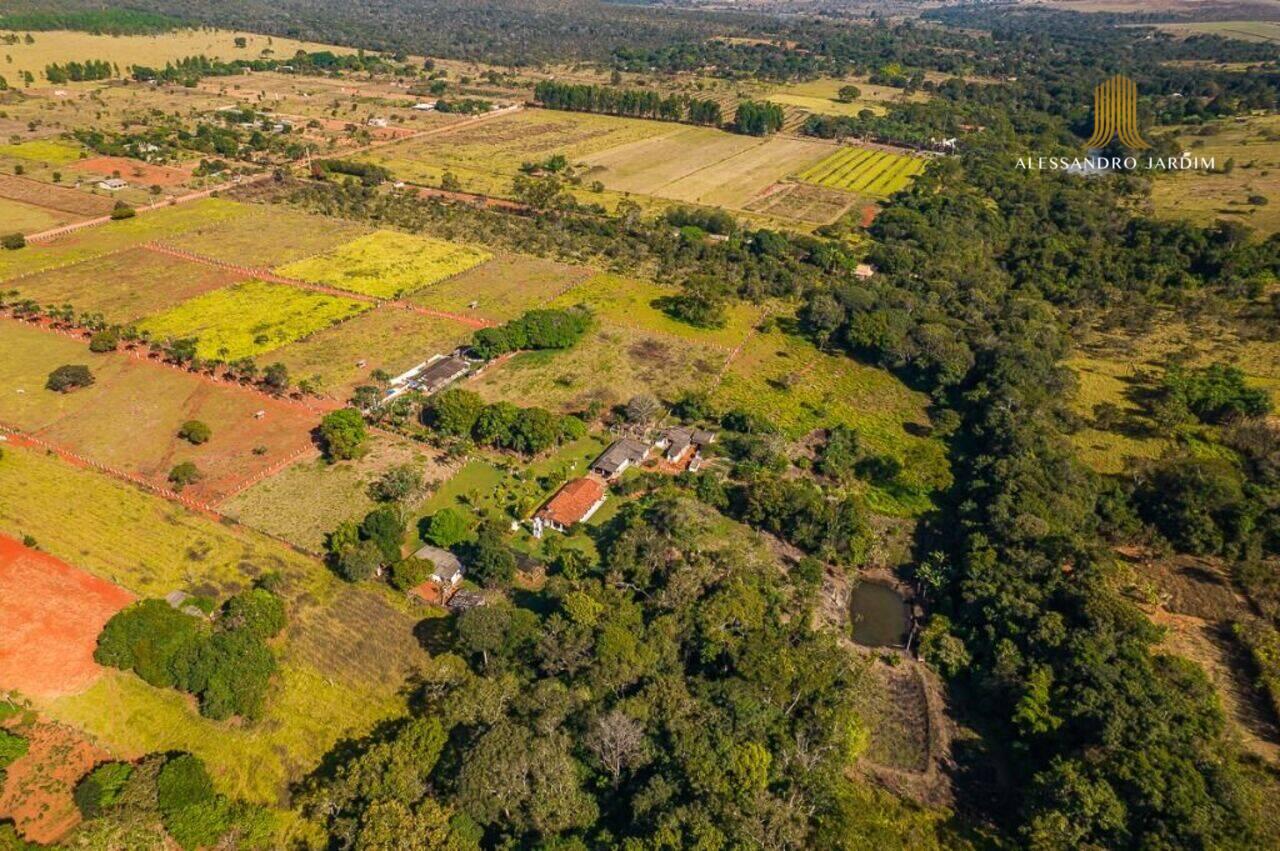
533, 80, 722, 126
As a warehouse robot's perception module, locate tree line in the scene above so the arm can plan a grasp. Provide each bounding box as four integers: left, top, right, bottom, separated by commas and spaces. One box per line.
534, 80, 723, 126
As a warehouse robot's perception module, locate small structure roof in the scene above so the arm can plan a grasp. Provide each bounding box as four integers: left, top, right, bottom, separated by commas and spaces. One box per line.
592, 438, 649, 475
412, 544, 464, 583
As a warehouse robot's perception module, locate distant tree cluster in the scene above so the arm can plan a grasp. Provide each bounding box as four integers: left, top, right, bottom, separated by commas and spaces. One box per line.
95, 584, 285, 720
313, 158, 392, 186
732, 100, 784, 136
424, 388, 586, 455
470, 307, 591, 359
534, 80, 722, 126
44, 59, 114, 83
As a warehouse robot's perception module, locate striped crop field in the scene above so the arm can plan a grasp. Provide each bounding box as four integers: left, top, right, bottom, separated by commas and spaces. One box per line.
795, 146, 927, 196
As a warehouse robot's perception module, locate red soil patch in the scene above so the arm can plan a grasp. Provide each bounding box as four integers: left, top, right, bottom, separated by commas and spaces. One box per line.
0, 718, 108, 844
70, 155, 193, 188
0, 534, 134, 698
859, 204, 879, 228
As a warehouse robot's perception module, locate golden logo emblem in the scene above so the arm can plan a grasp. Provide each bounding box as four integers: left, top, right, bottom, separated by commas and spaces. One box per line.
1084, 74, 1150, 150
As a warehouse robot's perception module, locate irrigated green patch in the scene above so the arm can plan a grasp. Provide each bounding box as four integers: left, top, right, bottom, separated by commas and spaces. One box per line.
277, 230, 492, 299
135, 279, 371, 360
0, 140, 84, 165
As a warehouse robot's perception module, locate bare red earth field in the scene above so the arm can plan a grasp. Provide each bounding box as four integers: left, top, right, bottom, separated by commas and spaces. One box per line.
70, 155, 193, 188
0, 718, 108, 844
0, 534, 134, 697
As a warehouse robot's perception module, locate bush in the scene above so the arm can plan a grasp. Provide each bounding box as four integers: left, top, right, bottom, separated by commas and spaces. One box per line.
95, 599, 203, 689
46, 364, 94, 392
74, 761, 134, 817
319, 408, 367, 460
0, 729, 28, 769
469, 308, 590, 359
109, 201, 136, 220
88, 328, 120, 352
177, 629, 276, 720
1, 233, 24, 251
168, 461, 203, 490
220, 588, 285, 640
177, 420, 211, 445
157, 754, 231, 850
361, 506, 406, 564
337, 539, 383, 582
425, 507, 471, 548
390, 556, 433, 591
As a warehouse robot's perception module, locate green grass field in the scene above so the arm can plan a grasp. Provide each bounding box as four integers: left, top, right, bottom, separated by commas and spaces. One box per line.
7, 246, 243, 323
135, 279, 371, 360
0, 197, 75, 233
277, 230, 492, 299
550, 272, 763, 349
0, 140, 84, 165
796, 146, 927, 197
412, 252, 593, 322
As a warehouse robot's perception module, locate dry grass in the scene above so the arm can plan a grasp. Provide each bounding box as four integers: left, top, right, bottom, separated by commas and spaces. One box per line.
412, 252, 594, 322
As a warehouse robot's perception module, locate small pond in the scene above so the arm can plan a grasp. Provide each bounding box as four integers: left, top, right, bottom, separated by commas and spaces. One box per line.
850, 581, 910, 647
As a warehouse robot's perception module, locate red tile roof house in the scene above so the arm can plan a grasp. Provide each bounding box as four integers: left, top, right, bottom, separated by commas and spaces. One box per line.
532, 477, 608, 538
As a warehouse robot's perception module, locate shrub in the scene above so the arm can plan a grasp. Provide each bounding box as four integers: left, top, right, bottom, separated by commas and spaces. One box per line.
319, 408, 367, 460
46, 364, 94, 392
168, 461, 203, 490
2, 233, 25, 251
74, 761, 134, 817
220, 588, 285, 640
177, 629, 276, 720
95, 599, 203, 689
157, 754, 231, 850
88, 328, 120, 352
469, 308, 590, 359
361, 506, 406, 564
337, 539, 383, 583
177, 420, 211, 445
390, 556, 433, 591
0, 729, 28, 769
109, 201, 136, 220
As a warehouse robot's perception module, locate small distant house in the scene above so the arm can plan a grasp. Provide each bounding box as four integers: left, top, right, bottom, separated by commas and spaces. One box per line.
655, 427, 716, 464
533, 477, 607, 537
411, 544, 465, 605
590, 439, 650, 479
367, 117, 389, 128
98, 178, 128, 191
412, 102, 437, 111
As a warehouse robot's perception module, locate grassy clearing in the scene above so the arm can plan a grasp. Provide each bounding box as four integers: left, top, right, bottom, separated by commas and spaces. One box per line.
1155, 20, 1280, 43
0, 320, 318, 501
470, 321, 727, 413
271, 305, 475, 396
7, 246, 243, 323
221, 434, 448, 552
712, 329, 932, 449
550, 272, 762, 349
765, 77, 929, 118
743, 181, 857, 225
0, 197, 249, 282
277, 230, 492, 299
135, 279, 371, 360
796, 146, 927, 197
0, 140, 83, 165
1149, 115, 1280, 236
165, 204, 372, 268
412, 252, 594, 322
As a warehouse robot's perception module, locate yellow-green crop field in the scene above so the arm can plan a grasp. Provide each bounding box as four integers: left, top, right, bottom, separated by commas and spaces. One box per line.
277, 230, 492, 299
135, 279, 371, 360
0, 139, 84, 165
796, 146, 927, 197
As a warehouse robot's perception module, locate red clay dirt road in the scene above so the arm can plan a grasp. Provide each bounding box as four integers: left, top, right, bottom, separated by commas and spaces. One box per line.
0, 534, 134, 698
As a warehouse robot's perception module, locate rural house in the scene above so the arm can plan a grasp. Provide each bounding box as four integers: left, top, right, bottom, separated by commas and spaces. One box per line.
533, 477, 607, 537
386, 354, 470, 402
590, 438, 650, 479
98, 178, 128, 191
655, 427, 716, 463
410, 544, 465, 605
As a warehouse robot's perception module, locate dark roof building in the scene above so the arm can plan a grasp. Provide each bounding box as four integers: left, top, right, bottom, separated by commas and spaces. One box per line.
413, 356, 470, 393
590, 438, 650, 478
